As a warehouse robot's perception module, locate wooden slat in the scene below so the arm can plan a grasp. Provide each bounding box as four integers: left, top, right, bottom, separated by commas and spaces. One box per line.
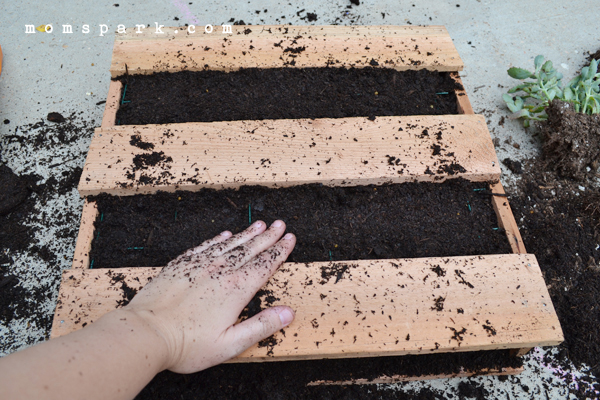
449, 73, 525, 256
71, 200, 97, 269
307, 367, 524, 385
491, 182, 526, 254
78, 115, 500, 196
452, 73, 474, 115
101, 80, 122, 128
51, 254, 563, 362
110, 25, 464, 78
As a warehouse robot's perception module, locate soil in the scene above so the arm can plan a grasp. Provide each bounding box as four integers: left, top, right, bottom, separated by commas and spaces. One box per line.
115, 68, 462, 125
0, 113, 92, 346
136, 350, 522, 400
89, 179, 511, 268
511, 170, 600, 380
539, 100, 600, 181
0, 163, 83, 330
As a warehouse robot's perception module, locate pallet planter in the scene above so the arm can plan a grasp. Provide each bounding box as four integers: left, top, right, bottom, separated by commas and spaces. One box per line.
52, 26, 562, 383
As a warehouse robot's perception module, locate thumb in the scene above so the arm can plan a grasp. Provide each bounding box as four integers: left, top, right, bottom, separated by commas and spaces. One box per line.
224, 306, 295, 359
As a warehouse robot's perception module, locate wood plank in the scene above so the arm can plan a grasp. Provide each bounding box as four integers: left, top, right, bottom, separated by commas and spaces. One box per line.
452, 73, 474, 115
307, 367, 524, 385
71, 200, 97, 269
51, 254, 563, 362
490, 182, 526, 254
78, 114, 500, 196
101, 80, 122, 128
110, 25, 464, 78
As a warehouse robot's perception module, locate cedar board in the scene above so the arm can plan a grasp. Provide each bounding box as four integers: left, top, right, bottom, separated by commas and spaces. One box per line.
51, 254, 563, 363
110, 25, 463, 78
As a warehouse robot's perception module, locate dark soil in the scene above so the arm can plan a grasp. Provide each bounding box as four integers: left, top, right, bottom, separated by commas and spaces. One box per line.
137, 350, 522, 400
511, 173, 600, 380
586, 48, 600, 66
0, 165, 29, 216
539, 100, 600, 181
89, 179, 511, 268
116, 68, 462, 125
0, 113, 92, 345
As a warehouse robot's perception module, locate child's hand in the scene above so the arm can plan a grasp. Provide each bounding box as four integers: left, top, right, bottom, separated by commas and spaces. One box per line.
124, 220, 296, 373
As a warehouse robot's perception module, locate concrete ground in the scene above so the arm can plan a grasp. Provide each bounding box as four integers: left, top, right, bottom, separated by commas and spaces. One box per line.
0, 1, 598, 398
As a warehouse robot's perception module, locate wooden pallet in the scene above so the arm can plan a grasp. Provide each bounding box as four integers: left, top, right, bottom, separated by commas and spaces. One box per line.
52, 25, 562, 383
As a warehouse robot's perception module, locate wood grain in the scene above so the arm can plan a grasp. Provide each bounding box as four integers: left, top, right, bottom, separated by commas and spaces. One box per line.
101, 80, 122, 128
490, 182, 526, 254
71, 200, 97, 269
51, 254, 563, 362
110, 25, 464, 78
78, 115, 500, 196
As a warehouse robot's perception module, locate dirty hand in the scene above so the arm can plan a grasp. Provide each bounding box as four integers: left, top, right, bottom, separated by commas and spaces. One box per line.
123, 220, 296, 374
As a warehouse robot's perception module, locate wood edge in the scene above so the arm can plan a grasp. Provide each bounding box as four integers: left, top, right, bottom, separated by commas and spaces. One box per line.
77, 174, 502, 198
490, 181, 526, 254
109, 25, 463, 77
101, 80, 122, 128
452, 73, 474, 115
71, 200, 98, 269
452, 74, 522, 254
50, 269, 73, 339
306, 367, 524, 386
510, 347, 533, 357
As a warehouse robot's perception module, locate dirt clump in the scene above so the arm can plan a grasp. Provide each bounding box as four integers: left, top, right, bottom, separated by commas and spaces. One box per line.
539, 100, 600, 181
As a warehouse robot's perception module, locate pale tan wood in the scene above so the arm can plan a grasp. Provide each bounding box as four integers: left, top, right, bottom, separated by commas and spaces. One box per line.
450, 74, 525, 254
101, 80, 122, 128
71, 200, 97, 269
307, 367, 524, 385
71, 79, 121, 269
78, 115, 500, 196
110, 25, 464, 78
51, 254, 563, 361
490, 182, 526, 254
452, 73, 475, 115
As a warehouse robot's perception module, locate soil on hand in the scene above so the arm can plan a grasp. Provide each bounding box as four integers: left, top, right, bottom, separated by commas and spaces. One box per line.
116, 68, 462, 125
540, 100, 600, 181
89, 179, 511, 268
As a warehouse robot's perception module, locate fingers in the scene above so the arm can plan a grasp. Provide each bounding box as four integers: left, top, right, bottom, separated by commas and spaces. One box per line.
186, 230, 233, 256
205, 220, 268, 257
237, 233, 296, 288
223, 306, 295, 359
220, 220, 287, 269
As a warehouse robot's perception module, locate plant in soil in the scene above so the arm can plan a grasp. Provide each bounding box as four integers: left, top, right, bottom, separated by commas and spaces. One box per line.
503, 55, 600, 127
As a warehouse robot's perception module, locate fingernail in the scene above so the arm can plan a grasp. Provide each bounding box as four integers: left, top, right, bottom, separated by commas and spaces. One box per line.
253, 221, 263, 228
278, 308, 294, 327
272, 220, 283, 228
220, 231, 231, 237
283, 233, 294, 240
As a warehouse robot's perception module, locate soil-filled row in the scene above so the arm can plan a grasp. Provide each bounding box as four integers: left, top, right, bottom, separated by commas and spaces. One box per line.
137, 349, 522, 399
116, 68, 461, 125
89, 179, 510, 269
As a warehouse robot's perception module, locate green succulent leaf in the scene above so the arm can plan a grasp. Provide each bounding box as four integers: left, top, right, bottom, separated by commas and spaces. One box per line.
534, 55, 545, 70
542, 60, 554, 73
508, 67, 533, 80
